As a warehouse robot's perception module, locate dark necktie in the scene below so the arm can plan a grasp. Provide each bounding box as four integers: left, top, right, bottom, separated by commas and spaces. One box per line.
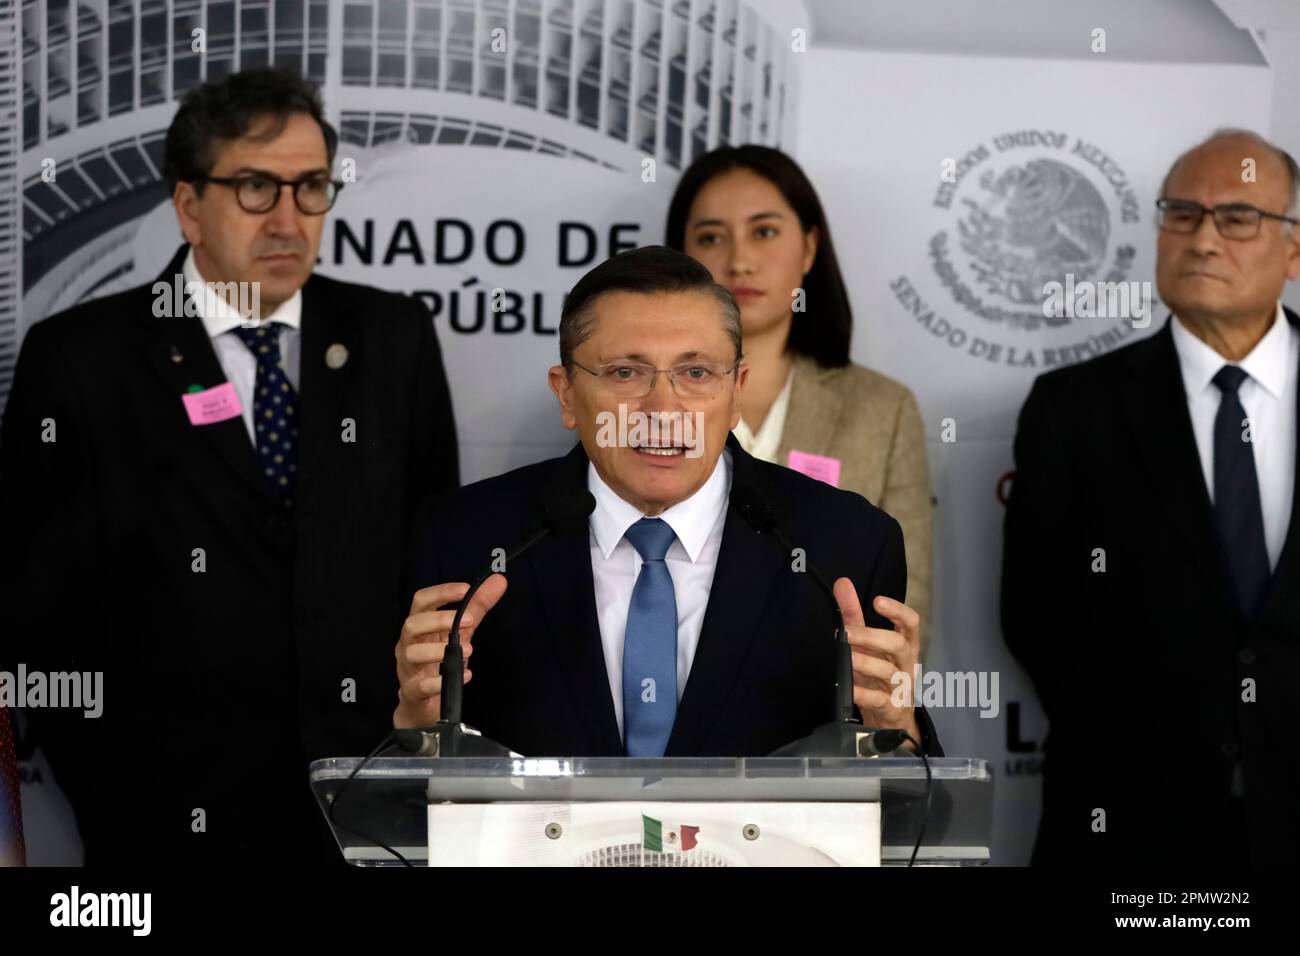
234, 323, 299, 508
1211, 364, 1270, 620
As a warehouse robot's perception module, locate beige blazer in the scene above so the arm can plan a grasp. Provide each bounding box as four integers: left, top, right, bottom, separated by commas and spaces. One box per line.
773, 354, 935, 654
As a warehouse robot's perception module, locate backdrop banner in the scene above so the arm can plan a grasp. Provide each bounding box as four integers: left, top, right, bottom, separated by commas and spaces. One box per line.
5, 0, 1277, 866
795, 48, 1272, 863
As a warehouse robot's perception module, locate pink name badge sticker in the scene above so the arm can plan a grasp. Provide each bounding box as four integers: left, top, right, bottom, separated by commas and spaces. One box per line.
181, 382, 242, 426
787, 449, 842, 488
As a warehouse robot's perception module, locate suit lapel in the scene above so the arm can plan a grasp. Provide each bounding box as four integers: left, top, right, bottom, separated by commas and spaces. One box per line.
1122, 317, 1238, 620
775, 355, 840, 465
140, 247, 361, 510
140, 245, 277, 506
525, 438, 790, 756
666, 435, 788, 756
525, 443, 623, 754
1255, 307, 1300, 626
296, 275, 361, 486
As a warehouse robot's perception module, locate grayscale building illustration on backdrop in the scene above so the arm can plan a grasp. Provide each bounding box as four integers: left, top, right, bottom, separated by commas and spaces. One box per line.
6, 0, 798, 412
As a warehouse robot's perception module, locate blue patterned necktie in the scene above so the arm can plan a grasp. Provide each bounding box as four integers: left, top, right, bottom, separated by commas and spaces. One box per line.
234, 323, 299, 508
622, 517, 679, 756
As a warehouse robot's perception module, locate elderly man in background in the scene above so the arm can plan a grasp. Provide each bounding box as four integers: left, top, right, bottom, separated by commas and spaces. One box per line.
1003, 129, 1300, 866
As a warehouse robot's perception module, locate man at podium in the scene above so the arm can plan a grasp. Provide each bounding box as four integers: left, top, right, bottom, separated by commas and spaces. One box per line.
393, 246, 942, 759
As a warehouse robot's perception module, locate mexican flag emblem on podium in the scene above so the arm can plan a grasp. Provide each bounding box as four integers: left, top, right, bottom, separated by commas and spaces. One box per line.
642, 814, 699, 852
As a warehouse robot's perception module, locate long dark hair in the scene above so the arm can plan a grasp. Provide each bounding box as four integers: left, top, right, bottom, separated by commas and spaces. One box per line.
665, 145, 852, 368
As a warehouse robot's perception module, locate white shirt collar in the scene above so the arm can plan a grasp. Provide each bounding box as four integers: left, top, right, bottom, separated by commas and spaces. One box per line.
1171, 301, 1292, 400
182, 246, 303, 339
587, 448, 732, 563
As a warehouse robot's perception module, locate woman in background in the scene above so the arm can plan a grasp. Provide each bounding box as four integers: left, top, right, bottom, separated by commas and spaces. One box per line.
666, 145, 935, 653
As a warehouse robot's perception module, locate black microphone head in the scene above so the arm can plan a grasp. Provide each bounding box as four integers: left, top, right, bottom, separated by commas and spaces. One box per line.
731, 480, 777, 532
542, 488, 596, 533
868, 729, 910, 753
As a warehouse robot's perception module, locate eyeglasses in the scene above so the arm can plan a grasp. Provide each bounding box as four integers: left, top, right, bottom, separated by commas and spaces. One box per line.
198, 173, 344, 215
572, 359, 740, 398
1155, 198, 1298, 240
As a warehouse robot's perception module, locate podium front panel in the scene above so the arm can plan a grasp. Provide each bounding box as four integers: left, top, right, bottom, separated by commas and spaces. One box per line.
310, 756, 992, 866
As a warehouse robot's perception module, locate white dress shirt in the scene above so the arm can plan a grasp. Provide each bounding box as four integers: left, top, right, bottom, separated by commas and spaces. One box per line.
732, 364, 793, 463
183, 247, 303, 444
588, 449, 732, 741
1170, 302, 1299, 571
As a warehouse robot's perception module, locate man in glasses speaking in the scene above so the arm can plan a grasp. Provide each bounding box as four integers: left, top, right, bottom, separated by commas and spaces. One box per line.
0, 67, 458, 863
395, 246, 942, 761
1003, 129, 1300, 866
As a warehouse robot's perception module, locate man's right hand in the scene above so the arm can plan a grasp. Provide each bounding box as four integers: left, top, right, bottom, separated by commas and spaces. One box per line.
393, 575, 508, 728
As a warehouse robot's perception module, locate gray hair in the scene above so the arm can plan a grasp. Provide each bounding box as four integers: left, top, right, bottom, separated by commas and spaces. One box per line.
1159, 128, 1300, 219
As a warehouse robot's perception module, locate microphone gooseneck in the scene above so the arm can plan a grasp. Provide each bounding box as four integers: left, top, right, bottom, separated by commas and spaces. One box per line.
732, 481, 857, 724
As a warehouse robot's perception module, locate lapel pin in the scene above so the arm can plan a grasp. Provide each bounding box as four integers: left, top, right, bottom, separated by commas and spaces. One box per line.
325, 343, 349, 370
170, 345, 184, 364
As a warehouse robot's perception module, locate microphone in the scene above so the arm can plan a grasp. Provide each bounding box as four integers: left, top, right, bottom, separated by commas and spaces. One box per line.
334, 488, 596, 863
731, 478, 904, 758
543, 487, 601, 531
394, 486, 596, 757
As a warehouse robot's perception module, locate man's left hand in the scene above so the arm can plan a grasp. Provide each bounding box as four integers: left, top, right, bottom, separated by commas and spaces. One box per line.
833, 577, 923, 753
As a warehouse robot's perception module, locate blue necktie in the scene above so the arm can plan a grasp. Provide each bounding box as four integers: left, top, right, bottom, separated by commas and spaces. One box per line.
622, 517, 679, 756
1212, 365, 1270, 620
235, 323, 299, 508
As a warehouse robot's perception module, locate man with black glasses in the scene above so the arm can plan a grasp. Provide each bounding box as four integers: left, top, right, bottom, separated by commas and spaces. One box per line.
0, 66, 458, 864
1003, 129, 1300, 866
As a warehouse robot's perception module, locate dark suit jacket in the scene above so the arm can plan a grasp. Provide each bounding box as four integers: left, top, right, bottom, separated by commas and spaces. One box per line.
406, 433, 942, 758
1003, 312, 1300, 866
0, 244, 458, 864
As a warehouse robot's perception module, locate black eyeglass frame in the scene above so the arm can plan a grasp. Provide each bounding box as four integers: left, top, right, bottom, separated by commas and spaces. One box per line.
196, 172, 345, 215
1155, 197, 1299, 240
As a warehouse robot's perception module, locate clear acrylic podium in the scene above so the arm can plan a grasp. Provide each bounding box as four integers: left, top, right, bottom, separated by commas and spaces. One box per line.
310, 756, 992, 866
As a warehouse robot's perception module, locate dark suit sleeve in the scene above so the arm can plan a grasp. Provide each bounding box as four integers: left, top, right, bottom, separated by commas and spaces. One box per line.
406, 295, 459, 498
0, 321, 103, 675
394, 495, 440, 729
394, 293, 460, 721
401, 494, 442, 612
860, 511, 944, 757
398, 493, 504, 732
1002, 375, 1079, 719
